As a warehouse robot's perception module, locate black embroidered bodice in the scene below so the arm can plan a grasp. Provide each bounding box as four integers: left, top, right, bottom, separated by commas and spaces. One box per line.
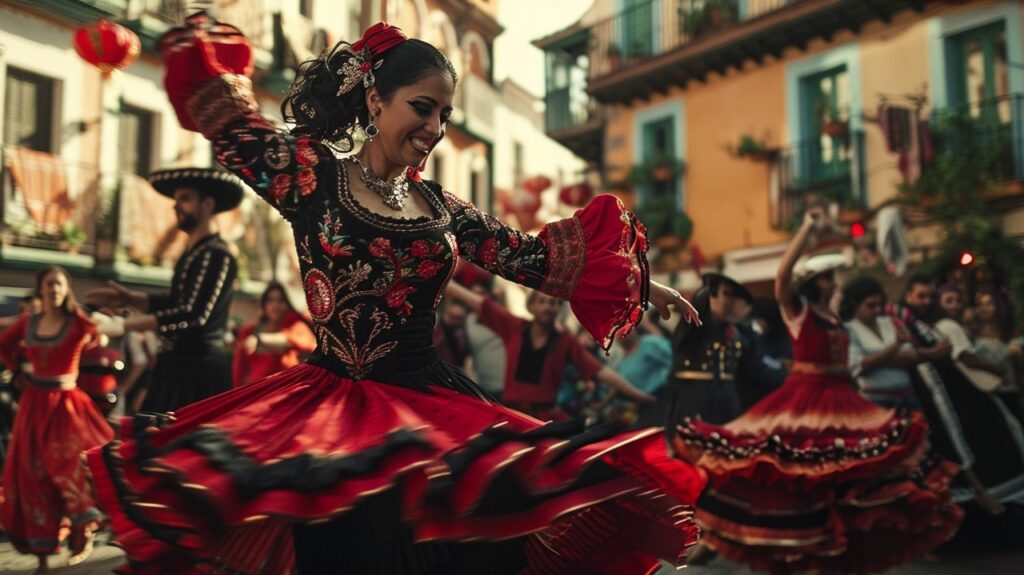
211, 115, 574, 379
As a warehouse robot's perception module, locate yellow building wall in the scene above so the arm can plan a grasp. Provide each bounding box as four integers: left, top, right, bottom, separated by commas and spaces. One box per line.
603, 0, 1016, 262
684, 63, 789, 257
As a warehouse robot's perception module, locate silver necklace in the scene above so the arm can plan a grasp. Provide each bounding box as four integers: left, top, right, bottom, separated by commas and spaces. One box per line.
349, 156, 410, 211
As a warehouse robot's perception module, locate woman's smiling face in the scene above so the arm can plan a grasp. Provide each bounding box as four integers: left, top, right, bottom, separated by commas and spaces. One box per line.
367, 70, 454, 172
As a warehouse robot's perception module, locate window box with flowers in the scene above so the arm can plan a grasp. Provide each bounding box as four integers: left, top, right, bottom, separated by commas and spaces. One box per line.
819, 103, 850, 138
636, 194, 693, 251
731, 134, 778, 162
629, 153, 685, 186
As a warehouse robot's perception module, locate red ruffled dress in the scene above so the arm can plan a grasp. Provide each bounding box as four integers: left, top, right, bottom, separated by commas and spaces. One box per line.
0, 311, 114, 554
232, 312, 316, 388
84, 23, 705, 575
675, 304, 963, 574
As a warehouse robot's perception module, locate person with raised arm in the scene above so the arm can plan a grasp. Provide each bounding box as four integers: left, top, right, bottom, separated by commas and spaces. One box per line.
674, 207, 963, 573
85, 13, 707, 575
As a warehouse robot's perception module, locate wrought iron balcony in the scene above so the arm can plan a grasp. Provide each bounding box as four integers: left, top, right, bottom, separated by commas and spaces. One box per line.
538, 0, 928, 104
772, 131, 867, 229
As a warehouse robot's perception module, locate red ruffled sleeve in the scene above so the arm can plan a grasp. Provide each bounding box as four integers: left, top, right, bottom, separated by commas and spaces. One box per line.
444, 188, 649, 352
539, 195, 650, 352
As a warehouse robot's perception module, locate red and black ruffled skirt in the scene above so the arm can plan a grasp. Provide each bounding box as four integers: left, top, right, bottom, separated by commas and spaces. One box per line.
87, 361, 705, 574
674, 373, 963, 574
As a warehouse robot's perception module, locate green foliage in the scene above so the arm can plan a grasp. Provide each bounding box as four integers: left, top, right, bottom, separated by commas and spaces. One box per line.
636, 194, 693, 243
629, 152, 685, 185
680, 0, 739, 37
898, 107, 1023, 326
61, 222, 87, 247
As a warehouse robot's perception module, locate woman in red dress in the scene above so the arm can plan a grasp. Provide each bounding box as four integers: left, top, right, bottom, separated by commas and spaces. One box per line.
675, 207, 963, 574
84, 15, 707, 575
0, 266, 116, 572
233, 282, 316, 387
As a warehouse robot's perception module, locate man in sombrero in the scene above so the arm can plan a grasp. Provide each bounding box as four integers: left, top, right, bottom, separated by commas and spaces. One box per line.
664, 272, 756, 432
86, 167, 244, 411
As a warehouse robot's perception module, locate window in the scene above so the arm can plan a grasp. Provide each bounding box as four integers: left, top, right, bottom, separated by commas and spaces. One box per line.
639, 116, 677, 208
3, 68, 55, 152
621, 0, 654, 59
799, 65, 852, 186
299, 0, 314, 18
947, 22, 1009, 122
119, 105, 155, 176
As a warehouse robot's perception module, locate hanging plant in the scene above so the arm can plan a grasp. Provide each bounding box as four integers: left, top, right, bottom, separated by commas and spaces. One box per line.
629, 153, 685, 185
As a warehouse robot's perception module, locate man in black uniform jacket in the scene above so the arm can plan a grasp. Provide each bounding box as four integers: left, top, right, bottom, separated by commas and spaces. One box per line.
665, 272, 755, 432
86, 168, 242, 411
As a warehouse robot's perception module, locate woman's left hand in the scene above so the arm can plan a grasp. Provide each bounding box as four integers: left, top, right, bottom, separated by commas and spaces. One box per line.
649, 280, 701, 326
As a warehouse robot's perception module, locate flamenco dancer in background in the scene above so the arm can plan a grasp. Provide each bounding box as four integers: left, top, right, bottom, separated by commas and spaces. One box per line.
675, 207, 963, 574
86, 14, 706, 575
0, 267, 121, 572
232, 281, 315, 388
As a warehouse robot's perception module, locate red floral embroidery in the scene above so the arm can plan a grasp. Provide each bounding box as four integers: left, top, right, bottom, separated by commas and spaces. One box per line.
369, 237, 393, 258
411, 239, 430, 258
270, 173, 292, 202
478, 238, 498, 264
385, 283, 416, 314
295, 167, 317, 196
416, 260, 443, 279
304, 269, 334, 323
295, 139, 319, 166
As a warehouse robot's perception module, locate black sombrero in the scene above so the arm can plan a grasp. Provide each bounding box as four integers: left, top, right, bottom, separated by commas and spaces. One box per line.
148, 168, 247, 213
701, 272, 753, 303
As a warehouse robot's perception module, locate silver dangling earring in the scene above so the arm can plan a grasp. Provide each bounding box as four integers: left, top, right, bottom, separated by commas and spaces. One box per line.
365, 109, 380, 141
365, 121, 378, 141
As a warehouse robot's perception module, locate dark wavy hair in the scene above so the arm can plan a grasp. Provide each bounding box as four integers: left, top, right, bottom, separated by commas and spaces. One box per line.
281, 38, 458, 152
839, 275, 885, 322
35, 265, 79, 316
258, 281, 299, 323
975, 288, 1016, 340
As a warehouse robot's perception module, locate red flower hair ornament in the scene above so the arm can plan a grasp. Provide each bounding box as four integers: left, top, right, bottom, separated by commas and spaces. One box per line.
335, 22, 408, 96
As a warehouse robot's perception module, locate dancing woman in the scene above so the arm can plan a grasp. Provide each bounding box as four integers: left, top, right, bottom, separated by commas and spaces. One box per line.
0, 267, 118, 572
232, 282, 315, 388
85, 14, 706, 575
675, 207, 962, 574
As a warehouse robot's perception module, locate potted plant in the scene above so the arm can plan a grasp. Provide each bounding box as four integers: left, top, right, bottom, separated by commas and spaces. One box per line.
636, 195, 693, 249
681, 0, 739, 38
733, 134, 776, 161
630, 153, 685, 185
61, 222, 87, 254
819, 102, 850, 138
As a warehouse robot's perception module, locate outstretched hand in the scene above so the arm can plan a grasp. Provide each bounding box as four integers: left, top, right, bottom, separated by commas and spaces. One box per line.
84, 281, 140, 312
649, 280, 701, 326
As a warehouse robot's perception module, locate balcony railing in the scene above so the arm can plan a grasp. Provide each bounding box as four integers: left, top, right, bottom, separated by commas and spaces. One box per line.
0, 147, 101, 259
545, 86, 602, 133
772, 131, 866, 228
930, 93, 1024, 185
588, 0, 796, 79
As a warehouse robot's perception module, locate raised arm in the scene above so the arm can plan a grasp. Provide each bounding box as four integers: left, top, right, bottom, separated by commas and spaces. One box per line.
160, 13, 333, 219
775, 207, 823, 319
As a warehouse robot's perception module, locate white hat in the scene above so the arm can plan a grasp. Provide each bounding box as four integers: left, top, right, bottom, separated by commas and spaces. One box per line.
793, 253, 848, 286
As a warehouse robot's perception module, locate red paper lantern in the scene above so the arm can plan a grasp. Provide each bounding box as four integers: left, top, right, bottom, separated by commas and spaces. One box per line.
522, 175, 552, 195
73, 19, 141, 74
558, 183, 594, 207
